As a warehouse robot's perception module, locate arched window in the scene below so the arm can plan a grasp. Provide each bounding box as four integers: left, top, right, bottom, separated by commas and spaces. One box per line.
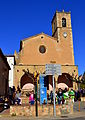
62, 18, 66, 27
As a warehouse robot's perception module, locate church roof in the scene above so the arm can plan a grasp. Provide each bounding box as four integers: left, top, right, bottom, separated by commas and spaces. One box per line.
21, 32, 57, 42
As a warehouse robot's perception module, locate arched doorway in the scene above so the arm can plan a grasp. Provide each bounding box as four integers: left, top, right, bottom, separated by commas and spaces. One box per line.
20, 73, 34, 89
57, 73, 73, 89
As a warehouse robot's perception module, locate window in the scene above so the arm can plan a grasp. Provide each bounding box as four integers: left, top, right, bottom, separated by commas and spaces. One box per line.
62, 18, 66, 27
41, 36, 43, 39
39, 45, 46, 54
17, 70, 19, 72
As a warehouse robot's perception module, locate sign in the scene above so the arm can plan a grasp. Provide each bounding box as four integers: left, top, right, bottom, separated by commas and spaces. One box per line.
40, 87, 47, 104
45, 64, 61, 75
45, 64, 61, 116
39, 75, 44, 88
39, 75, 47, 105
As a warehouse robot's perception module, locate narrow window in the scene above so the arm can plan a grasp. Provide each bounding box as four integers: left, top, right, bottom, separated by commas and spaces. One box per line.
62, 18, 66, 27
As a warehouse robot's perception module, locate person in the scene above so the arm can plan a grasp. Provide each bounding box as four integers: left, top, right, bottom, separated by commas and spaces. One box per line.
82, 88, 85, 97
15, 90, 21, 105
63, 91, 69, 104
57, 88, 63, 105
8, 87, 13, 105
4, 97, 10, 109
50, 91, 53, 104
77, 90, 81, 101
17, 85, 21, 93
63, 89, 69, 104
13, 90, 16, 105
29, 91, 34, 105
55, 91, 58, 104
69, 89, 75, 103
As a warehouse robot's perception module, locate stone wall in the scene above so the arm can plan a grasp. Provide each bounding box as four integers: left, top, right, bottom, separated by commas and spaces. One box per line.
10, 103, 73, 117
81, 97, 85, 101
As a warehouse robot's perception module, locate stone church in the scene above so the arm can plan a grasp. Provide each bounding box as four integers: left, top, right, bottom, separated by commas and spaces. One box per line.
14, 10, 78, 91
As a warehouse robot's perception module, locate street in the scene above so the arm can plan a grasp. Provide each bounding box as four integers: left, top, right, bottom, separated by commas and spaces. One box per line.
0, 116, 85, 120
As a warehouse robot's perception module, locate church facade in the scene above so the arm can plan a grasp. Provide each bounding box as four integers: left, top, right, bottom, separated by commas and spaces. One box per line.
13, 10, 78, 91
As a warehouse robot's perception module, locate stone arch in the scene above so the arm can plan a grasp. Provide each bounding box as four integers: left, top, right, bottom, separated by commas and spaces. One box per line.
20, 73, 34, 89
57, 73, 73, 88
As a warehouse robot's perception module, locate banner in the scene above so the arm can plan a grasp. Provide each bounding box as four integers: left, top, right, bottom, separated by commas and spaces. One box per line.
39, 75, 47, 104
40, 87, 47, 105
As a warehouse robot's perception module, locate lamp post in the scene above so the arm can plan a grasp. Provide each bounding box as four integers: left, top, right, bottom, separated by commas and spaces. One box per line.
52, 75, 56, 117
34, 71, 39, 117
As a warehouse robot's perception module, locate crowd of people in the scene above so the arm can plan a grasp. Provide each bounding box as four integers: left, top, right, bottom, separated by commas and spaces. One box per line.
47, 88, 74, 105
6, 86, 85, 106
8, 86, 21, 105
8, 86, 35, 106
0, 86, 22, 110
47, 88, 85, 105
1, 85, 85, 108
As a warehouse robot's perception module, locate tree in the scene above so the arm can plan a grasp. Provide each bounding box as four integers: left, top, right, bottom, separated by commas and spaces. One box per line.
82, 72, 85, 81
80, 72, 85, 88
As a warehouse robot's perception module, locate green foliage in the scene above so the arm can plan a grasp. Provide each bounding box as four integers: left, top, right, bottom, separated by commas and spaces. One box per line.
80, 83, 85, 89
82, 71, 85, 81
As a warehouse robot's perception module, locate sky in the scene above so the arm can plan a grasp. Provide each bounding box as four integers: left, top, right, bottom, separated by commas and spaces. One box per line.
0, 0, 85, 75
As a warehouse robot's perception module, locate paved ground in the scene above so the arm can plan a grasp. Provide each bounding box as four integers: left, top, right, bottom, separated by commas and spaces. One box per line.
0, 115, 85, 120
0, 101, 85, 119
73, 101, 85, 112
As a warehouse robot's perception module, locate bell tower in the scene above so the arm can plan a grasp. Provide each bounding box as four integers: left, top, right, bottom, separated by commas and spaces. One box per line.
51, 10, 75, 65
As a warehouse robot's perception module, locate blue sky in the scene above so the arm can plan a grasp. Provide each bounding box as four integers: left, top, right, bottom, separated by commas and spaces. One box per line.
0, 0, 85, 75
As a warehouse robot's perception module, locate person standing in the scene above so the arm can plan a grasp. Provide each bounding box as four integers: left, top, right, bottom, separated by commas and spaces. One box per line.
50, 91, 53, 104
69, 89, 75, 103
57, 88, 63, 105
29, 91, 34, 105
